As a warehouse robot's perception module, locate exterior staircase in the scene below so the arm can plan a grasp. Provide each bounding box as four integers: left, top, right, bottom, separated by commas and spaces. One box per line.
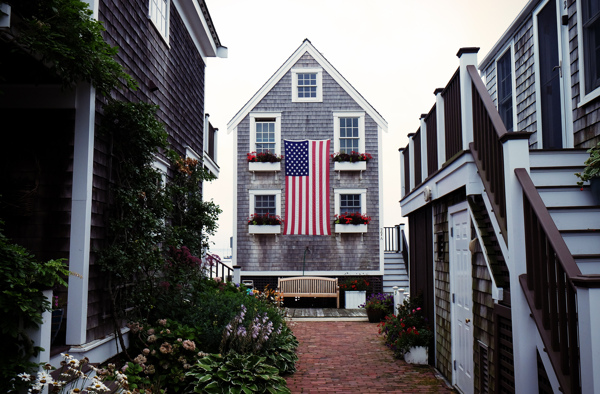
528, 150, 600, 275
383, 252, 409, 293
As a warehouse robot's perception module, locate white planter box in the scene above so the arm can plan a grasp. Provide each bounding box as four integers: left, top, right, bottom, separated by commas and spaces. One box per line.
335, 224, 368, 233
334, 161, 367, 172
248, 162, 281, 172
248, 225, 281, 234
345, 290, 366, 309
404, 346, 428, 364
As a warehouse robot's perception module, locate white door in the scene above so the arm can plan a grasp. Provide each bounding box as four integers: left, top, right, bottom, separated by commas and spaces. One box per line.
449, 203, 473, 394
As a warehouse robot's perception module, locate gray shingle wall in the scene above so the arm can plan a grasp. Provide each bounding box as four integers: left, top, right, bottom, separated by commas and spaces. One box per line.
236, 52, 381, 273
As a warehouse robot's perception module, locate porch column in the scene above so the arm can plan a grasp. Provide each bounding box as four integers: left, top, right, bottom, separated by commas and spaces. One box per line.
66, 82, 95, 345
577, 287, 600, 394
434, 88, 445, 166
457, 47, 479, 150
419, 114, 428, 179
502, 137, 537, 394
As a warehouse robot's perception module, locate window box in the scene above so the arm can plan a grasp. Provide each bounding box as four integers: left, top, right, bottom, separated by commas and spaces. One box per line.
249, 224, 281, 234
249, 161, 281, 172
334, 161, 367, 172
335, 224, 368, 233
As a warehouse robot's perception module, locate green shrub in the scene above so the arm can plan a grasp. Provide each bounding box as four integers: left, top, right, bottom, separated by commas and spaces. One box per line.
260, 325, 299, 375
186, 353, 290, 394
0, 220, 72, 392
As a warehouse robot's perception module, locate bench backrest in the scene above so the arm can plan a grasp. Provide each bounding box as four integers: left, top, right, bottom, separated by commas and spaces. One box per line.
278, 277, 338, 294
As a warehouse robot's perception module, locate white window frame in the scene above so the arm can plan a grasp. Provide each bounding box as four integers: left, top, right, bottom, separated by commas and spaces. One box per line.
152, 155, 169, 187
291, 68, 323, 102
494, 44, 516, 132
577, 0, 600, 106
149, 0, 170, 44
249, 189, 282, 217
249, 112, 281, 155
333, 112, 365, 154
334, 188, 367, 216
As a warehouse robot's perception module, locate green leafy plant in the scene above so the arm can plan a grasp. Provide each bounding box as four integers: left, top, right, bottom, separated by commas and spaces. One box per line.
0, 219, 75, 392
334, 212, 371, 225
9, 0, 137, 95
186, 353, 291, 394
378, 296, 433, 358
248, 213, 283, 226
125, 318, 202, 392
260, 325, 299, 375
575, 141, 600, 187
339, 277, 370, 291
330, 151, 372, 162
247, 151, 283, 163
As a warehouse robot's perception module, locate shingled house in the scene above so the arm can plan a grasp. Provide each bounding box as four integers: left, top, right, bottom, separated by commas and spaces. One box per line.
0, 0, 226, 366
228, 39, 388, 294
400, 0, 600, 393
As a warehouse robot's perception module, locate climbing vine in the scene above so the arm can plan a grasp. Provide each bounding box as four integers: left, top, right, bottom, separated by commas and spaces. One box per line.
6, 0, 136, 95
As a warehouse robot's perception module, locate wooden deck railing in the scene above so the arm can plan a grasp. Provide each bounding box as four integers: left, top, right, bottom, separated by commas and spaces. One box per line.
425, 106, 438, 177
515, 168, 582, 394
441, 68, 462, 160
205, 256, 233, 282
403, 146, 410, 193
413, 128, 422, 187
383, 226, 401, 253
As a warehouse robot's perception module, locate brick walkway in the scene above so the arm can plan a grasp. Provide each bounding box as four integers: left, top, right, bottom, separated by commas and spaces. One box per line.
285, 321, 455, 393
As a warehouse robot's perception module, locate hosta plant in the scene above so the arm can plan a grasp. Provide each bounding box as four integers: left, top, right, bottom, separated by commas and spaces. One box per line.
186, 353, 290, 393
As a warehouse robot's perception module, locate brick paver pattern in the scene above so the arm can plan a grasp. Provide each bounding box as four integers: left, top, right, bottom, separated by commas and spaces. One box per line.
285, 321, 455, 393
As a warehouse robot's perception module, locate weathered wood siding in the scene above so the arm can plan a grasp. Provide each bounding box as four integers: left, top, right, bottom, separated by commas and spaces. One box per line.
567, 0, 600, 147
484, 18, 538, 147
236, 52, 380, 273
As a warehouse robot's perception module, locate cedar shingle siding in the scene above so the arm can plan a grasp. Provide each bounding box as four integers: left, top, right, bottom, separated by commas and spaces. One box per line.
236, 51, 381, 273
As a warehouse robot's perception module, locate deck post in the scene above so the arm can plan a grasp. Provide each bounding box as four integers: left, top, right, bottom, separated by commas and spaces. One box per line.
577, 287, 600, 394
434, 88, 445, 166
233, 265, 241, 286
419, 114, 428, 179
457, 47, 479, 150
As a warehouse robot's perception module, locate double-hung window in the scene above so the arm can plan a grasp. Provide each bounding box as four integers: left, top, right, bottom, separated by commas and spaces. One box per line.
149, 0, 169, 42
291, 68, 322, 102
582, 0, 600, 96
496, 50, 513, 131
333, 112, 365, 154
249, 190, 281, 217
334, 189, 366, 216
250, 113, 281, 155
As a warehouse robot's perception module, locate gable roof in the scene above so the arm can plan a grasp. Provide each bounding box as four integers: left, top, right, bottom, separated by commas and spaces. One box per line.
227, 39, 387, 132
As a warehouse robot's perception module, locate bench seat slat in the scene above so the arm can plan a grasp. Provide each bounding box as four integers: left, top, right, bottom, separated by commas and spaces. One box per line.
278, 277, 340, 309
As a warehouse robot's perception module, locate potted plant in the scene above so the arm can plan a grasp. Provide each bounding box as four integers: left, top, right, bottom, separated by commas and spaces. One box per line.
360, 293, 394, 323
575, 141, 600, 202
339, 277, 370, 308
247, 151, 283, 172
248, 213, 283, 234
378, 295, 433, 364
331, 151, 372, 172
334, 212, 371, 233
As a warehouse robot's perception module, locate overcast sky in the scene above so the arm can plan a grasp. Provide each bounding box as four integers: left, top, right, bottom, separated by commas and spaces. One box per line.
202, 0, 530, 257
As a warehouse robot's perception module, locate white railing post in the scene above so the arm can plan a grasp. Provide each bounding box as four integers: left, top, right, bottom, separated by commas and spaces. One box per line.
408, 133, 415, 191
577, 287, 600, 394
399, 148, 406, 198
420, 114, 428, 179
502, 137, 536, 394
233, 265, 241, 286
27, 289, 52, 368
457, 47, 479, 150
434, 88, 446, 166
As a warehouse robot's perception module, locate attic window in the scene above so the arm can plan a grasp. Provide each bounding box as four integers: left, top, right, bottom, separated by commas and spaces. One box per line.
291, 68, 322, 102
149, 0, 170, 43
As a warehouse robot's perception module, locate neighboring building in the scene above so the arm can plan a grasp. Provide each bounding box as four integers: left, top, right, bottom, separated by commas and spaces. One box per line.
0, 0, 226, 366
228, 39, 388, 291
399, 1, 600, 393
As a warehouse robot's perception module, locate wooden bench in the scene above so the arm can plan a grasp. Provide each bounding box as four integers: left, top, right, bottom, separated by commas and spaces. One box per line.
277, 277, 339, 308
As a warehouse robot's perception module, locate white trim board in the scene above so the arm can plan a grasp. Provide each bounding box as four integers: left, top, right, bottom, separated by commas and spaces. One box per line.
227, 39, 387, 133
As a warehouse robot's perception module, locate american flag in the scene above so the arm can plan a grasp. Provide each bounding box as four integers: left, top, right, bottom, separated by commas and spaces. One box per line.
283, 140, 331, 235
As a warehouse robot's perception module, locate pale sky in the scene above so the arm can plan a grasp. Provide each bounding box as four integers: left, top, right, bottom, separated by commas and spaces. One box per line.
203, 0, 530, 257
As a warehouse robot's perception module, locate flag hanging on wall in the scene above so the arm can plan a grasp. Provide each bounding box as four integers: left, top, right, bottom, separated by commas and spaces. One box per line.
283, 139, 331, 235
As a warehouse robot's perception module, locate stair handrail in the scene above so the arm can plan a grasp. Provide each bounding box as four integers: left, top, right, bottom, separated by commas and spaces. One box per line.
515, 168, 589, 394
467, 65, 531, 243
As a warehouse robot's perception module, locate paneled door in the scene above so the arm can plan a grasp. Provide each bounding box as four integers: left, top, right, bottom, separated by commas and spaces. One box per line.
449, 202, 473, 394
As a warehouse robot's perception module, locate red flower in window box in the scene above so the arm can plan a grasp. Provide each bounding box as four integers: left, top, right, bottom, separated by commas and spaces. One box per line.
330, 151, 372, 163
246, 151, 283, 163
334, 212, 371, 225
248, 213, 283, 225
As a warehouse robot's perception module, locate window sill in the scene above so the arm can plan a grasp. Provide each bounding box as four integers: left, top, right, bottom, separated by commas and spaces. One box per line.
334, 224, 368, 233
334, 161, 367, 171
248, 225, 281, 234
249, 162, 281, 172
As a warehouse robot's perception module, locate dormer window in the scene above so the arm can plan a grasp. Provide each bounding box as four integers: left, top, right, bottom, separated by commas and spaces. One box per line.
291, 68, 322, 102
